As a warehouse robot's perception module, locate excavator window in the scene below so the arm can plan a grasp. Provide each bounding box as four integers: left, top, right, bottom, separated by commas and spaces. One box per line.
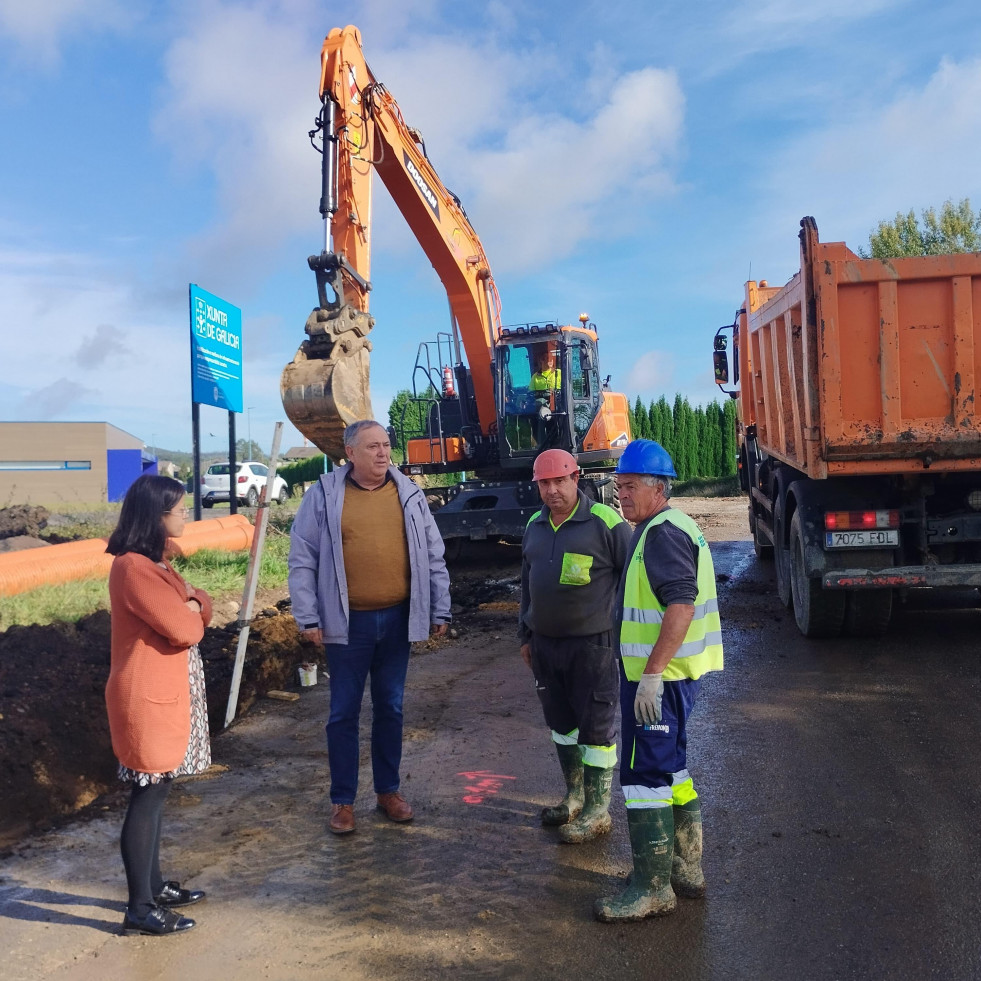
572, 338, 600, 444
501, 344, 545, 450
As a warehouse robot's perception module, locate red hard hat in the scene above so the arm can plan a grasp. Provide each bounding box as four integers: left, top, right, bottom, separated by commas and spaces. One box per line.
533, 449, 579, 481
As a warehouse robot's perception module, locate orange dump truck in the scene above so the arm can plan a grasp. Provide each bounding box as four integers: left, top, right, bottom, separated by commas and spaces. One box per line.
713, 217, 981, 637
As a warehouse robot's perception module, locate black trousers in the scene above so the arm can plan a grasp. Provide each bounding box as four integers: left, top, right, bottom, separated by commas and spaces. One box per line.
529, 631, 618, 747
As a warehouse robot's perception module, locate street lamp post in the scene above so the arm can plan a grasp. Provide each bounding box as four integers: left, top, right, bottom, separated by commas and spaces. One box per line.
247, 407, 255, 459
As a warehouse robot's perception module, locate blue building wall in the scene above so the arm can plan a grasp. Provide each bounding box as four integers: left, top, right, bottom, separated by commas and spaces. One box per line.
107, 450, 157, 501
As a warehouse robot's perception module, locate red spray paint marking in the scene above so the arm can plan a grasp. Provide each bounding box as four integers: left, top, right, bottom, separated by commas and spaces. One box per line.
456, 770, 516, 804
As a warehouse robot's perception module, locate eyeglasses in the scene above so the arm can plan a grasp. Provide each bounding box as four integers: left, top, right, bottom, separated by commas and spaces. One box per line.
165, 506, 190, 518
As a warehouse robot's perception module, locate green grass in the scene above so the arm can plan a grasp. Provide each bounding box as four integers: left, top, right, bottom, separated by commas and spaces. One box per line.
0, 523, 293, 631
0, 579, 113, 629
674, 475, 742, 497
171, 531, 291, 595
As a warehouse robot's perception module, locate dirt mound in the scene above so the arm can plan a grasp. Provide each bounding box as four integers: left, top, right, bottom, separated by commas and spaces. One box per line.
0, 505, 49, 540
0, 599, 318, 851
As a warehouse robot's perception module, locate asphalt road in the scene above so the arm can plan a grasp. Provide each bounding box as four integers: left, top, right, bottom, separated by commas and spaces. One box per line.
2, 540, 980, 980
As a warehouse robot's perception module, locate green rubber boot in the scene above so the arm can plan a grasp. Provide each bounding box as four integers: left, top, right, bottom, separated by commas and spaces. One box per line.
594, 807, 677, 922
672, 799, 706, 898
541, 743, 584, 826
558, 764, 613, 843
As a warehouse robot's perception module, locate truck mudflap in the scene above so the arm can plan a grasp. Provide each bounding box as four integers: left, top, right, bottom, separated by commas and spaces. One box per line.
824, 564, 981, 589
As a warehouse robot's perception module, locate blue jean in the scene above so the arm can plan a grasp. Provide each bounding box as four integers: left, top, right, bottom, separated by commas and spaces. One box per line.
324, 603, 411, 804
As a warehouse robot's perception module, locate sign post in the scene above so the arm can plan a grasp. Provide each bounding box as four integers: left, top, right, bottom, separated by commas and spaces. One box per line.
189, 285, 243, 519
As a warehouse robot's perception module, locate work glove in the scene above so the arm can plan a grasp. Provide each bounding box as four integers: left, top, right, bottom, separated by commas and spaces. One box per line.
634, 672, 664, 726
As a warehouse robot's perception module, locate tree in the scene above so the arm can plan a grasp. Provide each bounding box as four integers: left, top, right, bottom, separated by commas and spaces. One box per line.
706, 399, 725, 477
647, 399, 661, 444
388, 388, 435, 460
632, 397, 650, 440
722, 398, 738, 476
671, 394, 696, 480
655, 397, 674, 461
862, 198, 981, 258
236, 438, 265, 462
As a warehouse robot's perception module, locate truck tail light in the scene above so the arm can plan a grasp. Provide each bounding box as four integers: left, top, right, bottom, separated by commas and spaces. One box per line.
824, 509, 899, 531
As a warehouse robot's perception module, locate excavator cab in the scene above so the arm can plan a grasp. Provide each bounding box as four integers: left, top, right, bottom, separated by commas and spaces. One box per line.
495, 323, 605, 466
498, 328, 569, 462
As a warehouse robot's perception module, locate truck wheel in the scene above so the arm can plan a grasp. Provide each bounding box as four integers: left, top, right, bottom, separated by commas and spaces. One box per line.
843, 590, 893, 637
748, 505, 773, 561
790, 511, 845, 638
246, 487, 259, 508
774, 499, 792, 607
202, 500, 213, 509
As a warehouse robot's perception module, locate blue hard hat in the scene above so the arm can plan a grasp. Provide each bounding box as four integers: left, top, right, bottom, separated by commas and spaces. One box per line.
615, 439, 677, 478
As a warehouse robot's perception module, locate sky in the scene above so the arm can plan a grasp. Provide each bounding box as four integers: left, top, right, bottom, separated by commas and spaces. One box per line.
2, 0, 981, 456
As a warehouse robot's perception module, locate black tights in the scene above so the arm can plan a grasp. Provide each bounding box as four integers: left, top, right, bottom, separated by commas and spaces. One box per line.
120, 779, 172, 916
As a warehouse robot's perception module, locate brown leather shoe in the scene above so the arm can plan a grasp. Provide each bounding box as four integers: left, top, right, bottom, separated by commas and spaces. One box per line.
376, 791, 414, 823
328, 804, 355, 834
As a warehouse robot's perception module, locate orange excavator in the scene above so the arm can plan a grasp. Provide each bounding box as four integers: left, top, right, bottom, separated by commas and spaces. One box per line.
280, 25, 631, 541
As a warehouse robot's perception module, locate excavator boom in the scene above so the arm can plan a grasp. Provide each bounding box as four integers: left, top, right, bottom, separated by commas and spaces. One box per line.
281, 25, 500, 462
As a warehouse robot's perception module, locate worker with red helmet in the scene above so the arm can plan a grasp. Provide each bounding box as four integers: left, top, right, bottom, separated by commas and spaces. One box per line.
519, 448, 631, 844
593, 439, 724, 923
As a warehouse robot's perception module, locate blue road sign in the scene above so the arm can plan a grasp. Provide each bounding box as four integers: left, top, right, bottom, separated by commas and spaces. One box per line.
189, 284, 243, 412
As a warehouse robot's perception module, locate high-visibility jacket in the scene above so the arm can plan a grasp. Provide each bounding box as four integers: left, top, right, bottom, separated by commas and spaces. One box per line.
530, 367, 561, 391
619, 508, 723, 683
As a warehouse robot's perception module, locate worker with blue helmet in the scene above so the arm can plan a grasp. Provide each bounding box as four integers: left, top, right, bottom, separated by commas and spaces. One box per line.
595, 440, 724, 923
615, 438, 678, 479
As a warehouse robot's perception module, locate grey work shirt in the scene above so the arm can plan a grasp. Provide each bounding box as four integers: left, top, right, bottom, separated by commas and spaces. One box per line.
519, 490, 631, 641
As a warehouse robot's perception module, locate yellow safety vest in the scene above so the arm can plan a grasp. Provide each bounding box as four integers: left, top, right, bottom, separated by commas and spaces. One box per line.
619, 509, 724, 682
530, 367, 561, 391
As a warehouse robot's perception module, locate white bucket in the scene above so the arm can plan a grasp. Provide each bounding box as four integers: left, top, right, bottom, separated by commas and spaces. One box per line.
298, 663, 318, 687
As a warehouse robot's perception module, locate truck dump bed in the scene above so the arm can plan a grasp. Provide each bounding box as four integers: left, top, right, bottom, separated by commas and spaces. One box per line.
740, 218, 981, 478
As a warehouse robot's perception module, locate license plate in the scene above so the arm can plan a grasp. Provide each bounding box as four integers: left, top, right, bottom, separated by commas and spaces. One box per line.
825, 530, 899, 548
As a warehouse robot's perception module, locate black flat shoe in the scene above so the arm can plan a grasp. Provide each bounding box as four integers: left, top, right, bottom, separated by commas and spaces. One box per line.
154, 880, 206, 908
122, 905, 196, 936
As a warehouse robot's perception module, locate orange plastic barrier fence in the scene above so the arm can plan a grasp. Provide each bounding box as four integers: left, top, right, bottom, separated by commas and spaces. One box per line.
0, 515, 254, 598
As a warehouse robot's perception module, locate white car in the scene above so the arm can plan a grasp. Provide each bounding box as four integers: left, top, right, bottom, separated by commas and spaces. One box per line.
201, 461, 289, 508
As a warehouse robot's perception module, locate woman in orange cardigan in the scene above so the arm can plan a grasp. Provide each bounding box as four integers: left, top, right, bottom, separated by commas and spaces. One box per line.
105, 475, 213, 937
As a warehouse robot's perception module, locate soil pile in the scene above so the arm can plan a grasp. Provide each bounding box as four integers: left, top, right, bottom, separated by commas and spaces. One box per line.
0, 600, 317, 850
0, 506, 50, 540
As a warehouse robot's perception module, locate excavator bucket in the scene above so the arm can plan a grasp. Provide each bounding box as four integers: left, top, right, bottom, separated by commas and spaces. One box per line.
280, 305, 375, 463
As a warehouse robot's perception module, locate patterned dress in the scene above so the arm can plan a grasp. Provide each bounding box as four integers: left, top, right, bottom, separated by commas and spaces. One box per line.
118, 644, 212, 786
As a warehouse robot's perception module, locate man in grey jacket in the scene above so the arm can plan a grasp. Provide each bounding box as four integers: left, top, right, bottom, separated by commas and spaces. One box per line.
289, 420, 451, 835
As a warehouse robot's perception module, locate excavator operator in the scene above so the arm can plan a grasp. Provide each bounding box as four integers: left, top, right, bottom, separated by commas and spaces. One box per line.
530, 345, 562, 447
530, 346, 561, 394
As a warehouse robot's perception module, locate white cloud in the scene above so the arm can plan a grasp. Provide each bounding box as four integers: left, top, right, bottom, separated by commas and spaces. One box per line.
0, 0, 137, 65
468, 67, 684, 272
151, 2, 319, 292
151, 10, 685, 288
75, 324, 133, 369
0, 248, 183, 438
758, 56, 981, 253
625, 350, 677, 396
711, 0, 904, 69
19, 378, 97, 418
